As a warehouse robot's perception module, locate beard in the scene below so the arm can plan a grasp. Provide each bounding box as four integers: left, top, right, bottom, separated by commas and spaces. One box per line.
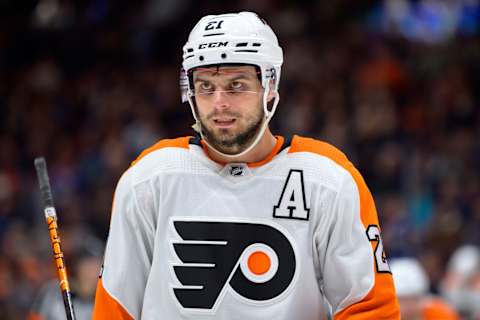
196, 106, 264, 155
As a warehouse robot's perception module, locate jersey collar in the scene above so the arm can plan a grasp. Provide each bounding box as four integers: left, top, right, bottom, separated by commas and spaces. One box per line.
193, 135, 287, 167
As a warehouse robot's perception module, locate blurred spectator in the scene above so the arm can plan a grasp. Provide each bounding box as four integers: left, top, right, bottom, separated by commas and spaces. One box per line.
391, 257, 460, 319
440, 245, 480, 319
27, 232, 103, 320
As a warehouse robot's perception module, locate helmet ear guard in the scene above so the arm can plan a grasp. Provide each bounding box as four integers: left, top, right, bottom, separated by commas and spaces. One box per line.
180, 12, 283, 157
179, 68, 190, 103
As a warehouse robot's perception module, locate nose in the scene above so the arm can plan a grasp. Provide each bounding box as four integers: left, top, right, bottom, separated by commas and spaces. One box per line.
212, 91, 230, 109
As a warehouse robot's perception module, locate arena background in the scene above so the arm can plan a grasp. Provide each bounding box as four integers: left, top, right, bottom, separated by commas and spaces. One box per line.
1, 0, 479, 318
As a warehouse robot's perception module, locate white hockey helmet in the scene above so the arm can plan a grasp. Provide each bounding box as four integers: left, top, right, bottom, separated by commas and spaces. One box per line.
447, 245, 480, 278
181, 11, 283, 94
180, 11, 284, 157
390, 257, 430, 297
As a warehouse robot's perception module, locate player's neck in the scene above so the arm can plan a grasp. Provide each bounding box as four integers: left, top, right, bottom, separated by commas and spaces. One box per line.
207, 129, 278, 165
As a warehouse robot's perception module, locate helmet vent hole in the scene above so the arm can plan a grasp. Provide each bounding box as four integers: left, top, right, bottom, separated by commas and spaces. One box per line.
199, 56, 204, 61
221, 53, 227, 59
252, 43, 261, 47
236, 42, 248, 47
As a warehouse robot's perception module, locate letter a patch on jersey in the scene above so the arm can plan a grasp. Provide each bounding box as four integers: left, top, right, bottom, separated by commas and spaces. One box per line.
273, 169, 310, 220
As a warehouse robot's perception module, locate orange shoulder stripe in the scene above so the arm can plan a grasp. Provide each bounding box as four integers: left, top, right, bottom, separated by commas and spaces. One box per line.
289, 135, 379, 227
131, 136, 191, 166
289, 135, 400, 320
93, 278, 134, 320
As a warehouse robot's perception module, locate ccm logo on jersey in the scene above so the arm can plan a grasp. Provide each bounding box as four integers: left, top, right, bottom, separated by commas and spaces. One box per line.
170, 220, 297, 311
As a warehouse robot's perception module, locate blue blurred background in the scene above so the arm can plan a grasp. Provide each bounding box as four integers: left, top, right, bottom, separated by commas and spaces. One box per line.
1, 0, 479, 319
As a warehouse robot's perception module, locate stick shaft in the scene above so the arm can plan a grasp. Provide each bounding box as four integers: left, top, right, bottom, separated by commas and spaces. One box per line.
34, 157, 76, 320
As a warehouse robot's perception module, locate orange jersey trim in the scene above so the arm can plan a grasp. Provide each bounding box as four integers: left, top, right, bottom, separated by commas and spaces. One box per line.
131, 136, 191, 166
93, 278, 134, 320
200, 135, 285, 167
249, 135, 284, 167
289, 135, 400, 320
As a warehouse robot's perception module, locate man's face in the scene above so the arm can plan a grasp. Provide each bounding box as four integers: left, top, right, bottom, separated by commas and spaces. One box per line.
192, 65, 265, 155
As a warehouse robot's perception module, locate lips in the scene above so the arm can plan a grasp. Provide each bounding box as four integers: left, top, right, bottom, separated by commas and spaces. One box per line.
213, 118, 236, 128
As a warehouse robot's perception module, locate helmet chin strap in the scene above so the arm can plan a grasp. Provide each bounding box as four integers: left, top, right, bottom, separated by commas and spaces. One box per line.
187, 81, 280, 159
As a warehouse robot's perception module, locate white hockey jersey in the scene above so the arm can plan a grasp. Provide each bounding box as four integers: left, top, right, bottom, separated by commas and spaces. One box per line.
93, 135, 400, 319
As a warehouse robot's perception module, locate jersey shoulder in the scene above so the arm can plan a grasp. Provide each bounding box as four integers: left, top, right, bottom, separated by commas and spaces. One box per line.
282, 135, 356, 193
288, 135, 351, 168
131, 136, 192, 166
125, 136, 194, 184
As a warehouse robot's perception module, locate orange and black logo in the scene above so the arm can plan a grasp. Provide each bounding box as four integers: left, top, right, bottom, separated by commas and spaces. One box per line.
170, 219, 297, 311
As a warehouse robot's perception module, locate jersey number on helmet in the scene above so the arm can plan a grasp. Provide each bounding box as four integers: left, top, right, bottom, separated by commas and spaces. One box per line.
205, 20, 224, 31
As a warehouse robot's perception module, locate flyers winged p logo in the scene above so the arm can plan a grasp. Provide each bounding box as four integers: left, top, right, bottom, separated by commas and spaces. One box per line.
170, 219, 297, 311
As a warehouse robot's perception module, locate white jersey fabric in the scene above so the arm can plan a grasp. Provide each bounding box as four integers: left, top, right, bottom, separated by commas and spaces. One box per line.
93, 135, 399, 319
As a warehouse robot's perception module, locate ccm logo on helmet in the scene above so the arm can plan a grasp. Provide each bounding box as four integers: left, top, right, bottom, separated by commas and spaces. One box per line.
198, 41, 229, 49
170, 219, 297, 311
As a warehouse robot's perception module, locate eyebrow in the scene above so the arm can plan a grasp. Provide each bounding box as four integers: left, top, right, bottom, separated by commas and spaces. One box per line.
193, 73, 254, 83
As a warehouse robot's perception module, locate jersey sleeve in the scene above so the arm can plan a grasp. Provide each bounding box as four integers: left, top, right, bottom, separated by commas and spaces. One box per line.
93, 168, 155, 319
289, 136, 400, 319
318, 167, 400, 320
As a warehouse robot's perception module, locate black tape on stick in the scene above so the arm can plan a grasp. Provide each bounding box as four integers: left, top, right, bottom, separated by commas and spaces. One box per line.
34, 157, 55, 209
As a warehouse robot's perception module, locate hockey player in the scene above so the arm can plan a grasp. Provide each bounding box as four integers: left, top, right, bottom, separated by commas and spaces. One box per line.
93, 11, 400, 319
390, 257, 460, 320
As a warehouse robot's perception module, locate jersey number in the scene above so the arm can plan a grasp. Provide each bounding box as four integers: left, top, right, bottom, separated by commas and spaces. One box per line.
366, 225, 391, 273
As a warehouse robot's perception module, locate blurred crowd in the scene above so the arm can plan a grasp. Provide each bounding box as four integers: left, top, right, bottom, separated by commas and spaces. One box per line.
0, 0, 479, 319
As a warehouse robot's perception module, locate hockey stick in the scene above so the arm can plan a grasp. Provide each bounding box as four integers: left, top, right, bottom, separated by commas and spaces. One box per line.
34, 157, 77, 320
